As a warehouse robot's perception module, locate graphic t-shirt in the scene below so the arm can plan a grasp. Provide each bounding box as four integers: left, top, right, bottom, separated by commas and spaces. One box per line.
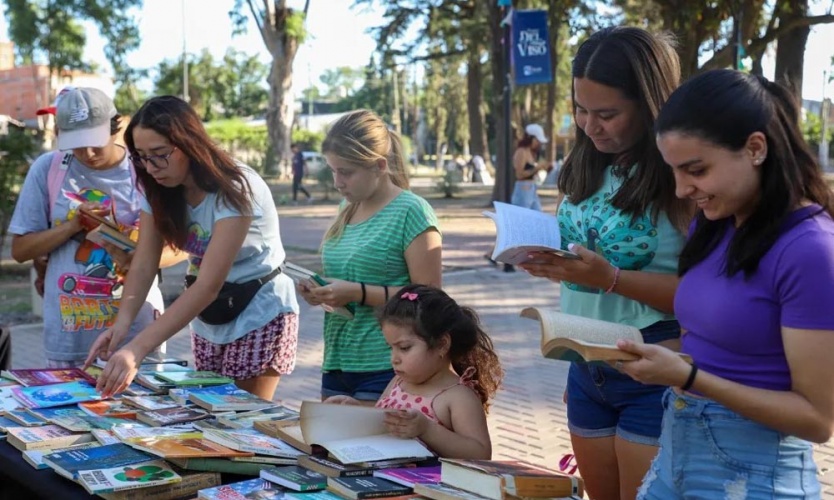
9, 150, 164, 362
141, 165, 298, 345
321, 191, 439, 372
556, 166, 684, 329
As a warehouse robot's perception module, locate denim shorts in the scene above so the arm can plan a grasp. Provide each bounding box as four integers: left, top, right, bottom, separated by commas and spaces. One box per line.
321, 369, 395, 401
638, 389, 820, 499
511, 180, 541, 211
566, 319, 681, 446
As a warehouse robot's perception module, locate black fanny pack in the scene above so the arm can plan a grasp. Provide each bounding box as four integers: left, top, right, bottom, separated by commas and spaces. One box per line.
184, 267, 282, 325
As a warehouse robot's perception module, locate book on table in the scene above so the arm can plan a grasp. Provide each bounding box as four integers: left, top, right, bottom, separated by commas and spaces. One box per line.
438, 458, 584, 499
122, 394, 180, 411
197, 478, 283, 500
217, 404, 300, 428
187, 383, 277, 412
0, 385, 23, 412
201, 428, 307, 458
6, 424, 94, 451
170, 455, 297, 476
21, 440, 101, 470
1, 368, 96, 386
300, 401, 434, 465
5, 409, 47, 426
413, 482, 494, 500
77, 458, 182, 495
97, 470, 220, 500
26, 406, 95, 432
326, 475, 413, 500
126, 432, 255, 459
373, 465, 442, 487
521, 307, 692, 363
136, 406, 211, 427
154, 371, 234, 387
254, 420, 324, 455
483, 201, 580, 265
78, 399, 139, 419
260, 465, 328, 491
42, 442, 154, 480
11, 380, 101, 408
297, 454, 381, 478
284, 261, 356, 319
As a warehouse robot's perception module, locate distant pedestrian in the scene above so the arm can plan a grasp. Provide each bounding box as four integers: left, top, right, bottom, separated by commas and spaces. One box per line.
291, 143, 312, 204
511, 123, 551, 211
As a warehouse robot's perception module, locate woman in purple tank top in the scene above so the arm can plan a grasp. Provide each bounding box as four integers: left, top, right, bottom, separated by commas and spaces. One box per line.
618, 70, 834, 498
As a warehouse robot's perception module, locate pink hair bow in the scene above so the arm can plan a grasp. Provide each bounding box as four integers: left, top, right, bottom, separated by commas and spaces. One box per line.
400, 292, 418, 301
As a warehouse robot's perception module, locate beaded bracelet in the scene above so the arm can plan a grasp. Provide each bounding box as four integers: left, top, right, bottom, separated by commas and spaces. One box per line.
604, 266, 621, 294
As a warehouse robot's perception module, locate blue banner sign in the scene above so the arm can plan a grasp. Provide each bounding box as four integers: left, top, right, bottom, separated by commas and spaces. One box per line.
511, 10, 553, 86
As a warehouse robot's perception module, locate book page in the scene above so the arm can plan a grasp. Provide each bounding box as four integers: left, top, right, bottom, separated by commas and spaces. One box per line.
485, 202, 578, 264
326, 434, 433, 464
521, 308, 643, 346
300, 401, 388, 445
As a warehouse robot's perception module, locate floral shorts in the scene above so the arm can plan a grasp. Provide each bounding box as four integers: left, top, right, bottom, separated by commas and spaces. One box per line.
191, 312, 299, 380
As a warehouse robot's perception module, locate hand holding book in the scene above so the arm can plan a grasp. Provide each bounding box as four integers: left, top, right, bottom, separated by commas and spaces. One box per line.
613, 338, 696, 390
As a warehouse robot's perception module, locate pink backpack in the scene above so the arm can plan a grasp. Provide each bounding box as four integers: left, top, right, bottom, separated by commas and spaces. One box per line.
45, 152, 137, 224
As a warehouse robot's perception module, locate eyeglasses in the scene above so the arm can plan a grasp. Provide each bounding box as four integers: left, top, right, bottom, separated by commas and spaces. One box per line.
130, 147, 177, 169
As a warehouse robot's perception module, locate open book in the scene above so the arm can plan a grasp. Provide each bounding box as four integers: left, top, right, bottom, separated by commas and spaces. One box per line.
285, 262, 355, 319
80, 206, 137, 252
483, 202, 579, 265
521, 307, 691, 363
299, 401, 433, 465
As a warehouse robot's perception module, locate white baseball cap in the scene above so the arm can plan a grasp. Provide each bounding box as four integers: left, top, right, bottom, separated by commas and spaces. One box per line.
525, 123, 548, 144
56, 87, 117, 151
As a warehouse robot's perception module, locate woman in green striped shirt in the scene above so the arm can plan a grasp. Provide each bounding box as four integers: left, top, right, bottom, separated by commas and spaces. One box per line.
297, 110, 442, 404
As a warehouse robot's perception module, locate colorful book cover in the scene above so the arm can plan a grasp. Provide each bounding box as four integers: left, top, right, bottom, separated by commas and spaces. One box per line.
111, 426, 198, 442
286, 491, 345, 500
11, 380, 101, 409
77, 458, 181, 494
155, 371, 234, 387
197, 478, 282, 499
6, 424, 94, 451
260, 465, 327, 491
26, 406, 92, 432
0, 415, 21, 432
188, 384, 276, 412
136, 406, 210, 427
92, 429, 122, 445
43, 442, 154, 479
4, 368, 96, 387
202, 428, 306, 458
78, 415, 148, 430
127, 434, 255, 459
78, 399, 138, 419
21, 441, 102, 470
122, 394, 179, 411
124, 382, 162, 397
373, 466, 442, 487
5, 409, 47, 426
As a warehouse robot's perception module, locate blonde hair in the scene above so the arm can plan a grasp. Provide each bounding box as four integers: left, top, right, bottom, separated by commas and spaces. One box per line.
321, 109, 410, 241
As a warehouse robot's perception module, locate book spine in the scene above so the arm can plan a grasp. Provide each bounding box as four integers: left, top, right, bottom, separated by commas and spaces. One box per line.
357, 490, 412, 499
504, 475, 581, 497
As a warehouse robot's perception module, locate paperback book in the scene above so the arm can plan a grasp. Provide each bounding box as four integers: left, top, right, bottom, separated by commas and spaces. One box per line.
97, 470, 220, 500
197, 478, 282, 500
21, 440, 101, 470
127, 433, 255, 459
483, 201, 580, 265
136, 406, 211, 427
373, 465, 442, 487
1, 368, 96, 386
217, 405, 300, 429
11, 380, 101, 409
300, 401, 433, 464
187, 383, 276, 412
155, 371, 234, 387
6, 424, 94, 451
254, 421, 321, 455
0, 385, 23, 412
439, 458, 584, 499
43, 442, 154, 479
297, 455, 379, 478
123, 394, 180, 411
77, 458, 182, 495
202, 428, 307, 458
260, 465, 328, 491
327, 475, 413, 500
5, 409, 47, 426
284, 262, 355, 319
79, 399, 139, 419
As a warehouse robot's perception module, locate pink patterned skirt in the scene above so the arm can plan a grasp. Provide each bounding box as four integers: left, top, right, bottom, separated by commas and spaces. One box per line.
192, 312, 298, 380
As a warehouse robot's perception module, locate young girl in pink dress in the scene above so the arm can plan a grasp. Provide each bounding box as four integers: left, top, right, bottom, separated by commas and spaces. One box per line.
327, 284, 504, 459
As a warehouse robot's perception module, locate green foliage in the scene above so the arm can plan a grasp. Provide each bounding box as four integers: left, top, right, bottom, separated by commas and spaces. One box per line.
291, 129, 325, 152
0, 127, 38, 267
802, 110, 834, 157
154, 48, 268, 121
113, 79, 149, 116
204, 120, 268, 173
315, 167, 336, 201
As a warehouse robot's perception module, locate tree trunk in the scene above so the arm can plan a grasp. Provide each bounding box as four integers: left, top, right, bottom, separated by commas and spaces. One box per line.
774, 0, 810, 102
487, 2, 512, 203
545, 2, 561, 164
466, 45, 490, 168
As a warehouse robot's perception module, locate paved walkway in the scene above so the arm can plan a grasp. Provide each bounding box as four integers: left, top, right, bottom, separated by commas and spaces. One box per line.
7, 195, 834, 497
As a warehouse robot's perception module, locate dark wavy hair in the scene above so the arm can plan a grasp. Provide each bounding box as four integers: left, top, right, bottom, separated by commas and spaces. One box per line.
656, 69, 834, 277
125, 96, 252, 249
558, 26, 690, 231
378, 284, 504, 412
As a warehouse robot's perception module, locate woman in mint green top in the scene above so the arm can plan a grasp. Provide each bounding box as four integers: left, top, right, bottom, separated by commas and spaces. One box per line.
297, 110, 442, 402
519, 27, 692, 500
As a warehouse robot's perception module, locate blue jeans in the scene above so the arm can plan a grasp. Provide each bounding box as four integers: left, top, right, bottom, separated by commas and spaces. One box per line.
321, 369, 395, 401
638, 390, 820, 499
567, 320, 681, 445
511, 180, 541, 211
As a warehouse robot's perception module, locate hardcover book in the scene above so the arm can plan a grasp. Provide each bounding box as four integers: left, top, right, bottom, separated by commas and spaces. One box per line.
202, 428, 306, 458
260, 465, 328, 491
197, 478, 282, 500
187, 383, 276, 412
155, 371, 234, 387
2, 368, 96, 387
327, 475, 413, 500
77, 458, 182, 495
439, 459, 584, 499
300, 401, 433, 464
43, 442, 154, 479
521, 307, 691, 363
11, 380, 101, 409
6, 424, 94, 451
136, 406, 211, 427
483, 202, 581, 265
